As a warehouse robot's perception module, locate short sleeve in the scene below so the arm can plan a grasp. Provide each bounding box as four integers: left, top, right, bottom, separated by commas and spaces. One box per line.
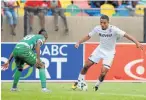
37, 36, 45, 46
88, 26, 99, 37
114, 27, 126, 38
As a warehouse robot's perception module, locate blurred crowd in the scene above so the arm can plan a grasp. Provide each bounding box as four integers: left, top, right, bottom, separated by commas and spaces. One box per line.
89, 1, 139, 8
87, 0, 146, 16
1, 0, 69, 36
1, 0, 146, 36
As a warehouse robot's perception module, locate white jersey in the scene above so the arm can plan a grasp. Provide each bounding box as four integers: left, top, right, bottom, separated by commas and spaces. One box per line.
88, 25, 126, 54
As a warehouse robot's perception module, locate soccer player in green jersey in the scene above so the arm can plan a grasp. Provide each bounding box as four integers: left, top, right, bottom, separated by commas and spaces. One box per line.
2, 29, 51, 92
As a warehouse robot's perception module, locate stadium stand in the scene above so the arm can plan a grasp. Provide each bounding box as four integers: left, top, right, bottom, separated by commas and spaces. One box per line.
7, 0, 146, 16
66, 2, 81, 16
100, 3, 115, 16
73, 0, 90, 8
116, 4, 130, 16
1, 0, 145, 43
135, 4, 146, 15
15, 0, 25, 16
1, 16, 144, 42
60, 0, 71, 8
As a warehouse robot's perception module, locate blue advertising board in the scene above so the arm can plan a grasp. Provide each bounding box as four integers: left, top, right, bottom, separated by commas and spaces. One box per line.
1, 43, 83, 80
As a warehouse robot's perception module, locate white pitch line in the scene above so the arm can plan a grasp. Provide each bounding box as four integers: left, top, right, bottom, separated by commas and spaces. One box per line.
99, 92, 146, 98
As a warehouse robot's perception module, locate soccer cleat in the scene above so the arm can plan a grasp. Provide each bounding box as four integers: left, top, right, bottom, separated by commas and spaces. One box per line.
71, 82, 78, 90
10, 88, 19, 92
94, 86, 99, 91
42, 88, 51, 93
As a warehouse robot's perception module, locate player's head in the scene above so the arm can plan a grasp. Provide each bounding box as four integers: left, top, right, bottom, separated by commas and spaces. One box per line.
38, 29, 48, 40
100, 15, 109, 30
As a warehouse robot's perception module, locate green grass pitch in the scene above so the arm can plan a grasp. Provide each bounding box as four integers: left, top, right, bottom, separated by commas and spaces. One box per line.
1, 82, 146, 100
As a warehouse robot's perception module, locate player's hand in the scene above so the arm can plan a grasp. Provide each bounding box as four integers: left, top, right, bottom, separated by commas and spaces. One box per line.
75, 42, 80, 49
1, 61, 9, 71
36, 59, 41, 66
36, 59, 44, 68
136, 43, 143, 50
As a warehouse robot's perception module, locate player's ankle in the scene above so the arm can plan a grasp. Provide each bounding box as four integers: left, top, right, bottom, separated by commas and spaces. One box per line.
42, 87, 47, 90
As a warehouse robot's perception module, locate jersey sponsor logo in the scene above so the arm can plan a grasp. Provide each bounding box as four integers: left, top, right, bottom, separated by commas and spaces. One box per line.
99, 33, 112, 37
124, 59, 146, 80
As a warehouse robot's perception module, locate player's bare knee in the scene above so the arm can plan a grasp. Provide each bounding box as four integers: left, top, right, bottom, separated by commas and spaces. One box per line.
100, 72, 107, 76
41, 65, 45, 68
84, 64, 91, 71
40, 63, 45, 68
83, 66, 88, 72
37, 65, 45, 69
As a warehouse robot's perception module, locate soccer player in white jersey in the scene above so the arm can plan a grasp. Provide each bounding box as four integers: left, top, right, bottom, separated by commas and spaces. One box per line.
72, 15, 143, 91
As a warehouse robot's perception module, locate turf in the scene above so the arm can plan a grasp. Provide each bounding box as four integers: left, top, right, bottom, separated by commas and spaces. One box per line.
1, 82, 146, 100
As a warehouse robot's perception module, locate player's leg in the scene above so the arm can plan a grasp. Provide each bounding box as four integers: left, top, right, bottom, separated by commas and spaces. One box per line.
11, 57, 24, 91
94, 66, 109, 91
72, 53, 101, 90
78, 51, 102, 81
36, 63, 51, 92
72, 59, 94, 90
36, 65, 51, 92
94, 55, 114, 91
24, 50, 50, 92
78, 59, 94, 81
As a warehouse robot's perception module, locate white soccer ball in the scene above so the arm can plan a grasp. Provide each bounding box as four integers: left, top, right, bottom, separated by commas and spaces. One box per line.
77, 81, 88, 91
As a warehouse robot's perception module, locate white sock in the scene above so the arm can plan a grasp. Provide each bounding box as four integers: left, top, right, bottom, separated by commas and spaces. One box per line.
95, 80, 102, 87
78, 74, 85, 81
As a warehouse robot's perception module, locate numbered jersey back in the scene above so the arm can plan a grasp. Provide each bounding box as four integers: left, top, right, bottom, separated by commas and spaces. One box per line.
20, 34, 45, 50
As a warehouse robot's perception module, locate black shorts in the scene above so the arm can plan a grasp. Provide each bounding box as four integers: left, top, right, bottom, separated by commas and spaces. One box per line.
37, 8, 48, 14
24, 7, 38, 15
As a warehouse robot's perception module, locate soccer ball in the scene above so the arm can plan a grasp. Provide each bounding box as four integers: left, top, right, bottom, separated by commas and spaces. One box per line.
77, 81, 88, 91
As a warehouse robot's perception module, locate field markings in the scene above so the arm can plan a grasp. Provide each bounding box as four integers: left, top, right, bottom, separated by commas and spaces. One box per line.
99, 92, 146, 98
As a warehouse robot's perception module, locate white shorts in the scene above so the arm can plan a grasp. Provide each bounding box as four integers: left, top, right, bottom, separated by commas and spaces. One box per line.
88, 47, 115, 69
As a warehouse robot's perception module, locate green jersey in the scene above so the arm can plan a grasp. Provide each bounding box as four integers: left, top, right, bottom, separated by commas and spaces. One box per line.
13, 34, 45, 67
19, 34, 45, 50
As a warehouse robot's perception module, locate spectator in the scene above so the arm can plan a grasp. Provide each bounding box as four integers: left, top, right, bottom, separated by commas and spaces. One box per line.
89, 1, 104, 8
50, 0, 69, 33
66, 1, 81, 16
24, 0, 49, 36
131, 1, 138, 8
106, 1, 119, 8
24, 1, 37, 36
3, 0, 20, 35
124, 1, 138, 16
37, 1, 49, 30
1, 1, 4, 31
87, 0, 103, 16
117, 0, 130, 6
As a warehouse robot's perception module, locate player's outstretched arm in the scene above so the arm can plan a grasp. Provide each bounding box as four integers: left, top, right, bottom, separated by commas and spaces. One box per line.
124, 33, 143, 50
75, 35, 91, 49
1, 53, 13, 70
